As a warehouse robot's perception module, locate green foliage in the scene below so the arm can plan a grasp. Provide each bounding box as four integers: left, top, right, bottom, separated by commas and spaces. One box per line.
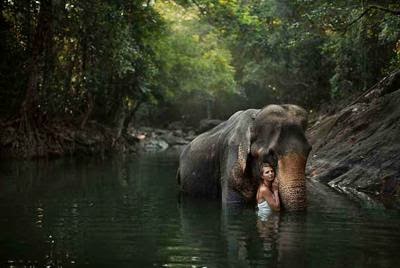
140, 0, 237, 124
184, 0, 400, 108
154, 1, 236, 100
1, 0, 400, 128
313, 1, 400, 98
0, 0, 165, 125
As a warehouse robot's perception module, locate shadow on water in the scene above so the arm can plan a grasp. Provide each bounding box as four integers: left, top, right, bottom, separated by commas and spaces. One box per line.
177, 197, 312, 267
0, 153, 400, 267
0, 154, 181, 267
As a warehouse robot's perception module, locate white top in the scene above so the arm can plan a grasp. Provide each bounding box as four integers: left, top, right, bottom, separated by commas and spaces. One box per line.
257, 200, 271, 221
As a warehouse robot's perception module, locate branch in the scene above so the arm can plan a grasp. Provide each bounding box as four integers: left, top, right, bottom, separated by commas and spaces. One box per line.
370, 5, 400, 16
343, 7, 372, 30
337, 5, 400, 32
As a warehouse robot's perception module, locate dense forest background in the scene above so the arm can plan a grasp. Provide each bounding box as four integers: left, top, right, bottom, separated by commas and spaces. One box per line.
1, 0, 400, 157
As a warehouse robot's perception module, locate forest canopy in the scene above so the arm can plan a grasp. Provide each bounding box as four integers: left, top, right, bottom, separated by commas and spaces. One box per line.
1, 0, 399, 127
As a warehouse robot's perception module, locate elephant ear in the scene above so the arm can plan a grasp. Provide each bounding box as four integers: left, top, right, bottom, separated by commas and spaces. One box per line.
223, 109, 258, 201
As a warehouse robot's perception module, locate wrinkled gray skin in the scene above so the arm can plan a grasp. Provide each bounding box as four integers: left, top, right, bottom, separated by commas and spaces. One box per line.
177, 104, 311, 210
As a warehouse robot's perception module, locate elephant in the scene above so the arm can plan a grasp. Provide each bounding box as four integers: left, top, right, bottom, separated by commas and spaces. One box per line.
177, 104, 311, 211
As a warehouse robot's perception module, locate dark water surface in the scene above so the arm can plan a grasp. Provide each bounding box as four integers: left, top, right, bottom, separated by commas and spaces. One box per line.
1, 152, 400, 267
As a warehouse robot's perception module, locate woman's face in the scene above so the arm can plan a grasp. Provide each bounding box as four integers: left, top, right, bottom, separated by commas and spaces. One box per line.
261, 166, 275, 182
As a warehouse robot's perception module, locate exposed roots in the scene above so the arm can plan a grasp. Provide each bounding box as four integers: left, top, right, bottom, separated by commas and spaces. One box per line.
1, 114, 75, 158
0, 112, 131, 159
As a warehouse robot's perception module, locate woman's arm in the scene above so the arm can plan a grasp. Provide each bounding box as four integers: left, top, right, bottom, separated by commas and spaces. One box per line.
261, 187, 280, 212
272, 190, 280, 210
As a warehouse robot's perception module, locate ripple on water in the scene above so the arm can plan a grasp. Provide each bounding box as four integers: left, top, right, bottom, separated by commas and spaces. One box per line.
1, 155, 400, 267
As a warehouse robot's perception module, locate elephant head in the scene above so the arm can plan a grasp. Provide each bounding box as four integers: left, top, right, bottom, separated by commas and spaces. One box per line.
225, 105, 311, 210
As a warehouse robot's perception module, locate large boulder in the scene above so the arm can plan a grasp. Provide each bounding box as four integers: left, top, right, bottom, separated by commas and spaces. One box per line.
307, 71, 400, 209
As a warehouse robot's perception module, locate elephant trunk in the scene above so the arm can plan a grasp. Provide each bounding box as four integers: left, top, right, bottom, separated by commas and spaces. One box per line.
277, 152, 307, 211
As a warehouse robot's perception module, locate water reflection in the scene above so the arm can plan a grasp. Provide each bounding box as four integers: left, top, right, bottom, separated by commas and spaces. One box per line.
177, 197, 224, 266
277, 213, 308, 268
0, 154, 400, 267
220, 205, 250, 266
256, 212, 279, 257
177, 198, 301, 267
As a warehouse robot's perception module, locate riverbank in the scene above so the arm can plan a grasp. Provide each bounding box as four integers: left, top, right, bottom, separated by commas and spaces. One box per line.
0, 119, 126, 159
0, 117, 221, 159
307, 70, 400, 209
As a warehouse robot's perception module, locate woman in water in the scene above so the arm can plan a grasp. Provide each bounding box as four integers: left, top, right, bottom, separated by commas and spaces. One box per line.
256, 163, 280, 216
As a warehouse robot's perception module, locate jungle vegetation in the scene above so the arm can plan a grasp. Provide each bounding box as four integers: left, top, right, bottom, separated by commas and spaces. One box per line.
1, 0, 399, 155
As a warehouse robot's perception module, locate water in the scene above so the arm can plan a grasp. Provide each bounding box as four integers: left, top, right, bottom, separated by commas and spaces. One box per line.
1, 152, 400, 268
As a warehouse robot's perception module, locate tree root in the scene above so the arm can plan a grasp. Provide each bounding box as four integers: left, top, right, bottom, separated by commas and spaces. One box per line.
0, 114, 136, 159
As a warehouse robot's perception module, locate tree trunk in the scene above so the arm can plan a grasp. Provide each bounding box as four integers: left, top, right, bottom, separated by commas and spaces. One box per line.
114, 98, 127, 140
80, 92, 94, 129
17, 0, 53, 158
123, 101, 141, 131
79, 19, 91, 129
20, 0, 53, 118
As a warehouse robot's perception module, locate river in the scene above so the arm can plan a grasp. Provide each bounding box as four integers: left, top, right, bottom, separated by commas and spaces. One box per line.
1, 152, 399, 267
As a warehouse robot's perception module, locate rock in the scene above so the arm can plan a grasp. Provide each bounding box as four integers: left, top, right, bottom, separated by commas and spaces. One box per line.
124, 132, 144, 143
154, 129, 169, 135
141, 138, 169, 152
197, 119, 223, 133
137, 126, 154, 133
364, 69, 400, 100
307, 71, 400, 209
185, 130, 197, 141
160, 132, 189, 145
169, 144, 188, 155
173, 129, 184, 137
168, 121, 185, 130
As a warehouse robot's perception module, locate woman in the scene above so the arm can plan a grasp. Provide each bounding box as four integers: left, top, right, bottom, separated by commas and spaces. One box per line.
256, 163, 280, 216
